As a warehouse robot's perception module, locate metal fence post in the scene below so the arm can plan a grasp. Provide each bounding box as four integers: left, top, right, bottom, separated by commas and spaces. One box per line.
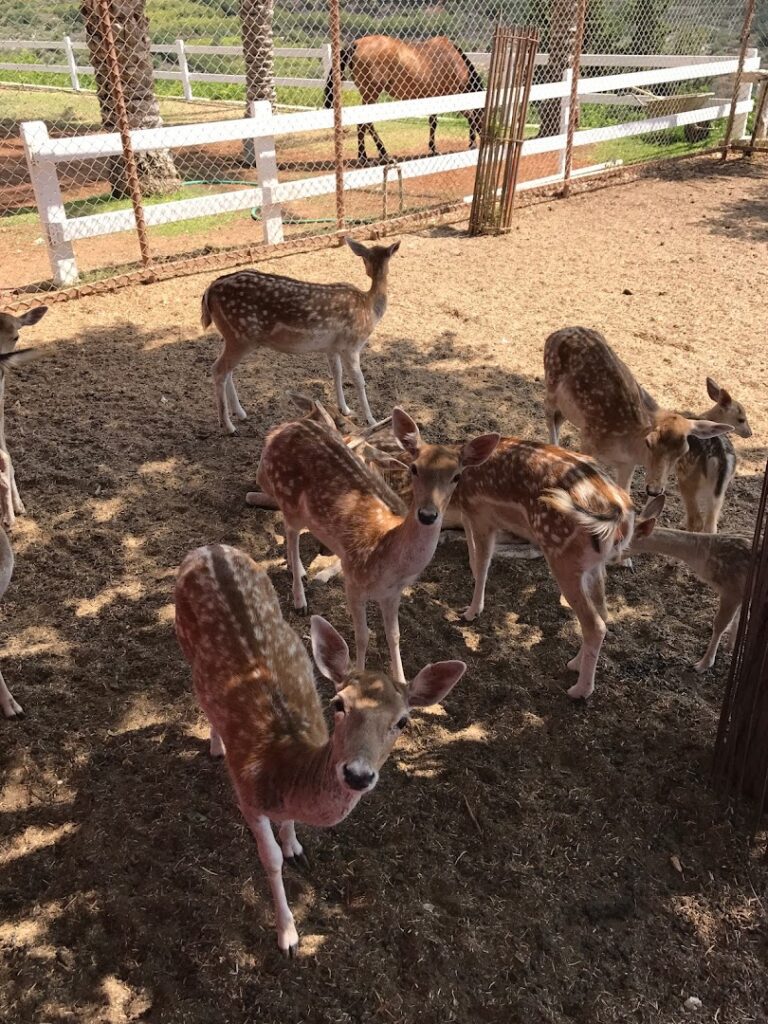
176, 38, 193, 101
64, 35, 81, 91
249, 99, 284, 245
557, 68, 572, 179
20, 121, 78, 286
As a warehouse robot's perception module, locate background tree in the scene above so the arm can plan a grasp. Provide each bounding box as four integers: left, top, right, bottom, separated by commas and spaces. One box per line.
537, 0, 577, 138
240, 0, 276, 166
81, 0, 179, 198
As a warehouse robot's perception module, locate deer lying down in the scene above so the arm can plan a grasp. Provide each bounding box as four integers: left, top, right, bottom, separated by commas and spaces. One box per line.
674, 378, 752, 534
630, 495, 750, 672
201, 238, 399, 434
544, 327, 733, 497
175, 544, 465, 955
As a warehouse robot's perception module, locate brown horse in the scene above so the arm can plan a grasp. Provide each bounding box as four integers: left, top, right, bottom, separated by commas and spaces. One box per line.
324, 35, 484, 164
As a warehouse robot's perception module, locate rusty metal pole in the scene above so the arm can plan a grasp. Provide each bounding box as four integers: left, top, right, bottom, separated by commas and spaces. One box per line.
95, 0, 153, 270
328, 0, 346, 239
562, 0, 587, 197
721, 0, 757, 160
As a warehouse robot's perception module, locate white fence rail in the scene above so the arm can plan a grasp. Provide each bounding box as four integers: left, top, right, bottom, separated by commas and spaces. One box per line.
20, 53, 759, 286
0, 36, 748, 104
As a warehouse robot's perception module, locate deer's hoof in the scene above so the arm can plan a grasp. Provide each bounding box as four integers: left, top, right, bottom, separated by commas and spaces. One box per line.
294, 603, 308, 616
566, 682, 592, 701
461, 607, 479, 622
3, 698, 24, 719
693, 658, 712, 674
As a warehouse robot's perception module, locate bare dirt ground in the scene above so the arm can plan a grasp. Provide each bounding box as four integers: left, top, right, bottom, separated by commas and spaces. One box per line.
1, 154, 767, 1024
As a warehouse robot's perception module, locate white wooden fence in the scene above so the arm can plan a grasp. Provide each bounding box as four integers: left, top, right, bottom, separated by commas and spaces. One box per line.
0, 36, 750, 103
20, 53, 759, 286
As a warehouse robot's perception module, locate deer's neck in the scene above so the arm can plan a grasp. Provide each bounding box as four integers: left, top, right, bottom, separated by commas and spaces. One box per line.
630, 526, 710, 569
377, 507, 443, 580
254, 733, 363, 827
367, 271, 389, 322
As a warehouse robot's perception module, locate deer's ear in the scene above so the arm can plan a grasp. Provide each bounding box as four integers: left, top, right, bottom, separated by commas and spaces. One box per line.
638, 493, 665, 521
288, 391, 315, 414
461, 432, 500, 468
392, 407, 421, 456
687, 419, 733, 439
706, 377, 721, 403
408, 661, 466, 708
17, 306, 47, 328
644, 429, 660, 450
310, 616, 351, 690
634, 516, 657, 539
345, 237, 369, 259
386, 240, 401, 257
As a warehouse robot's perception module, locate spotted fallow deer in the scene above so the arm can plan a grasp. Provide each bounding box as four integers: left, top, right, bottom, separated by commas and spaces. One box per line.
200, 238, 400, 434
257, 408, 499, 683
543, 328, 733, 498
174, 543, 466, 955
0, 447, 22, 718
451, 438, 659, 699
0, 306, 47, 516
629, 494, 750, 672
674, 378, 752, 534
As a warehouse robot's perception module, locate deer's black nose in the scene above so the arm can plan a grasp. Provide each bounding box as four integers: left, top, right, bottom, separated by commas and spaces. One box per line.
646, 486, 664, 498
417, 508, 439, 526
343, 765, 375, 791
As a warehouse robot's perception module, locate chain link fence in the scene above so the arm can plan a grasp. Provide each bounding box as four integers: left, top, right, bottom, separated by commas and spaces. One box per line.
0, 0, 763, 304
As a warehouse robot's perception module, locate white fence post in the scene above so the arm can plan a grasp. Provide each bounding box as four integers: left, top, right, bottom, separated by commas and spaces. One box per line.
321, 43, 332, 84
249, 100, 284, 245
558, 68, 572, 178
732, 48, 759, 140
63, 35, 80, 91
175, 38, 193, 101
20, 121, 78, 286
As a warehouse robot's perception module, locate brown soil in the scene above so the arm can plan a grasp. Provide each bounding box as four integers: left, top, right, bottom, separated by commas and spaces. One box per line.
1, 154, 767, 1024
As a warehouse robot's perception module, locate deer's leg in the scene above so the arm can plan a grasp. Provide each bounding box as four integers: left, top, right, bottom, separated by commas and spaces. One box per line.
462, 524, 496, 621
614, 462, 635, 494
285, 526, 307, 612
209, 726, 225, 758
314, 556, 343, 585
702, 486, 727, 535
694, 596, 740, 673
678, 470, 703, 532
428, 114, 438, 156
552, 562, 607, 700
327, 354, 352, 416
278, 820, 305, 862
347, 587, 370, 671
588, 565, 608, 623
0, 669, 22, 719
544, 401, 564, 446
226, 373, 247, 422
244, 811, 299, 956
212, 347, 240, 435
379, 591, 405, 684
341, 350, 375, 426
725, 606, 741, 652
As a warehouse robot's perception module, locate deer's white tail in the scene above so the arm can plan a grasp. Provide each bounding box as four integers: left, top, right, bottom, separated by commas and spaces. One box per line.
542, 488, 626, 548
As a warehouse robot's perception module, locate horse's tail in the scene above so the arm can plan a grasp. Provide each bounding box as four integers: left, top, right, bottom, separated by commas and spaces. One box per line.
323, 42, 355, 109
456, 47, 484, 93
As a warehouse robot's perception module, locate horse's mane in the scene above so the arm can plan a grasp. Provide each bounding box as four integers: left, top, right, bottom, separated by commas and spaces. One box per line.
455, 46, 484, 92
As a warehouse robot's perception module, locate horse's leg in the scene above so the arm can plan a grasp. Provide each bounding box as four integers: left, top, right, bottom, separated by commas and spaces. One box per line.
429, 114, 438, 156
368, 122, 389, 161
357, 123, 368, 164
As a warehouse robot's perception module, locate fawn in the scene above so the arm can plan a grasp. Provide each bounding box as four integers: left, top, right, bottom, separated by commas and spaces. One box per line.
0, 306, 47, 517
451, 438, 658, 699
630, 495, 750, 672
0, 447, 21, 718
201, 238, 400, 434
543, 327, 733, 497
175, 543, 466, 955
673, 378, 752, 533
257, 407, 499, 683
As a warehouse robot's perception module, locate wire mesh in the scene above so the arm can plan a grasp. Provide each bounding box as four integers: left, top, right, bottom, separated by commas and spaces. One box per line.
0, 0, 762, 303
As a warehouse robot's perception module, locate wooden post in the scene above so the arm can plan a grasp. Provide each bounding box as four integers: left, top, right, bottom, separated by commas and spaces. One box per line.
721, 0, 757, 156
176, 38, 193, 101
64, 35, 81, 92
562, 0, 587, 196
557, 68, 572, 178
20, 121, 78, 286
249, 100, 284, 245
328, 0, 346, 238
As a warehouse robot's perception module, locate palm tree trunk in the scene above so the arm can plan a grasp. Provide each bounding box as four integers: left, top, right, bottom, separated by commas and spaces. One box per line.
537, 0, 578, 138
240, 0, 276, 166
81, 0, 179, 198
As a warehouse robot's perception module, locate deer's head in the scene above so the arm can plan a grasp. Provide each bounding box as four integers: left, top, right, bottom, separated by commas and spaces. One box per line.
391, 408, 499, 526
345, 237, 401, 280
0, 306, 47, 354
311, 616, 466, 795
642, 412, 733, 497
705, 377, 752, 439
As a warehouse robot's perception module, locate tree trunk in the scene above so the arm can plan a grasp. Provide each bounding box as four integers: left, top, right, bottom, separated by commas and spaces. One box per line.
81, 0, 179, 198
537, 0, 577, 138
240, 0, 276, 166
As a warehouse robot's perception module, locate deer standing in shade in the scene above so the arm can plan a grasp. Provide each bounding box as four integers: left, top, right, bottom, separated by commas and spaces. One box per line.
174, 543, 466, 955
201, 239, 399, 433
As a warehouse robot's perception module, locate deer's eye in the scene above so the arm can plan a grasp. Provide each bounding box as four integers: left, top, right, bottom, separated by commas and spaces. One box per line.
396, 716, 409, 730
330, 696, 346, 715
452, 473, 462, 483
738, 417, 746, 424
410, 464, 418, 476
